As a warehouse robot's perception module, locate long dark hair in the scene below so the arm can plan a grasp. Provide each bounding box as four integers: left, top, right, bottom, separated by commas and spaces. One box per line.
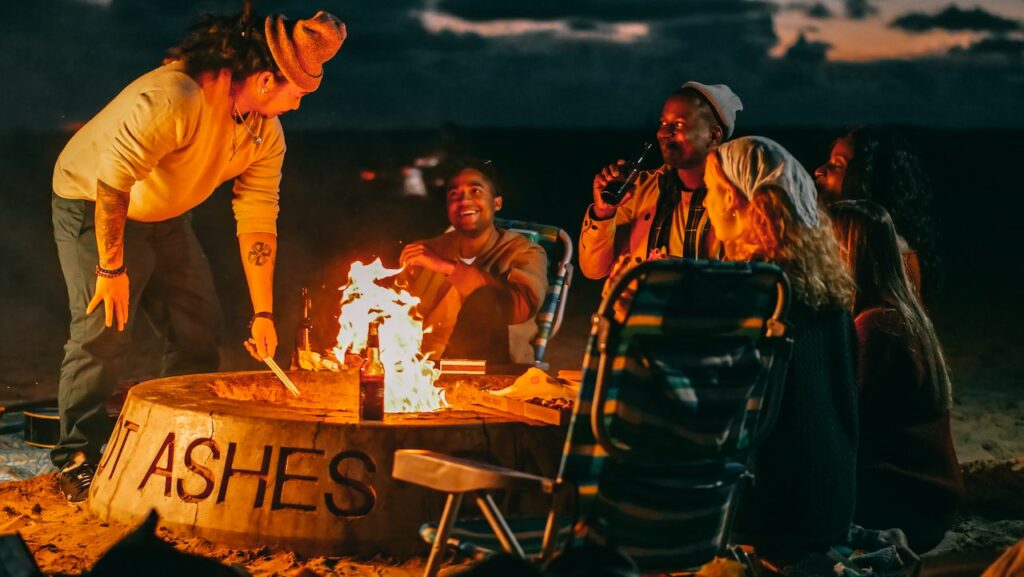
838, 127, 941, 296
164, 1, 281, 83
831, 200, 952, 410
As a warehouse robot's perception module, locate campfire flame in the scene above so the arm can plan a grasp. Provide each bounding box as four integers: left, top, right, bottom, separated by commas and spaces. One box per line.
334, 259, 444, 413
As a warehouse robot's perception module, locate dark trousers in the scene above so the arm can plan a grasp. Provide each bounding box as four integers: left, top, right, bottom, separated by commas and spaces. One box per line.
443, 286, 512, 365
51, 195, 223, 467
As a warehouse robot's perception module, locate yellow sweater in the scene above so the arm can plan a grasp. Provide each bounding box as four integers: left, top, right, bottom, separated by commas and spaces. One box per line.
52, 62, 285, 235
400, 228, 548, 359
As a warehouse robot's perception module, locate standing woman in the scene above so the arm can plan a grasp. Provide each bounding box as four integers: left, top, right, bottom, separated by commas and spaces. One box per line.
703, 136, 859, 560
832, 200, 963, 553
50, 3, 345, 501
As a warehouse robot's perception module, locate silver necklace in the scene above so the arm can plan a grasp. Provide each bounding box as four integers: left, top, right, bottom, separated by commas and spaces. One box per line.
230, 106, 262, 160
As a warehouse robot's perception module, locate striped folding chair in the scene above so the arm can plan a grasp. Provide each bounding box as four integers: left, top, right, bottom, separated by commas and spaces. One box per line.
494, 218, 574, 365
393, 259, 793, 577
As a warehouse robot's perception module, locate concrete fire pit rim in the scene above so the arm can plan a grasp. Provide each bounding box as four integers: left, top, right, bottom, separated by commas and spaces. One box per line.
120, 370, 523, 427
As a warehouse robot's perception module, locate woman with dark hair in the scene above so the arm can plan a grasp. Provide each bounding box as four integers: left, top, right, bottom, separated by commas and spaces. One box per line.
703, 136, 859, 560
814, 127, 941, 298
49, 3, 345, 501
832, 200, 963, 553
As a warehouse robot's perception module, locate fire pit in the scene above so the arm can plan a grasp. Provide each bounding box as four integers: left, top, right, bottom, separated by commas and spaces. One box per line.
88, 369, 563, 556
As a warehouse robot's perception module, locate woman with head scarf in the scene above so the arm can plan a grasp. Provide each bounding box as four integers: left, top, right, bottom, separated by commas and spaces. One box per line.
703, 136, 858, 560
832, 199, 963, 553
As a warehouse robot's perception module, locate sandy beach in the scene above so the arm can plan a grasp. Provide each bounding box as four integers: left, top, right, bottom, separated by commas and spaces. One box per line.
0, 281, 1021, 576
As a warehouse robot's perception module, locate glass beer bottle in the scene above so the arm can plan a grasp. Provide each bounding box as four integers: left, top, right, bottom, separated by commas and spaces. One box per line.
600, 142, 654, 206
291, 287, 313, 370
359, 322, 385, 421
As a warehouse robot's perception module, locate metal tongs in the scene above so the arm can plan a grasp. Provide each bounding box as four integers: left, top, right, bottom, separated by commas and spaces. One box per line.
247, 338, 300, 396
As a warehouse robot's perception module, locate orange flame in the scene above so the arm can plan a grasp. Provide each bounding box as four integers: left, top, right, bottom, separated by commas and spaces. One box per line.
333, 259, 444, 412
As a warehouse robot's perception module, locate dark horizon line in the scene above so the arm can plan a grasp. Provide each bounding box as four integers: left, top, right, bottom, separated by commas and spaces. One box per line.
3, 123, 1024, 136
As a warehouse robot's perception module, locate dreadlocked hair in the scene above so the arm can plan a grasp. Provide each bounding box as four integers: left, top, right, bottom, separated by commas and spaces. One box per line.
164, 0, 281, 83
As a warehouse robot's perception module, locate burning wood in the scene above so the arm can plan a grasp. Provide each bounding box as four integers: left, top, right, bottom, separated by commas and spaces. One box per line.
333, 259, 444, 413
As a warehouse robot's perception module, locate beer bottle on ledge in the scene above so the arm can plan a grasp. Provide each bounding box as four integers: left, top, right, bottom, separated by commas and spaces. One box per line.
360, 321, 385, 421
291, 287, 313, 370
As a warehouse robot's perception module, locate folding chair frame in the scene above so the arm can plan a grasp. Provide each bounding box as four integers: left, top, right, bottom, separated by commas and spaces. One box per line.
392, 449, 567, 577
394, 260, 793, 577
495, 218, 575, 365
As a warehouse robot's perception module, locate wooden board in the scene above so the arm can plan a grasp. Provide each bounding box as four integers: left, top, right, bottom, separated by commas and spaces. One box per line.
458, 387, 571, 427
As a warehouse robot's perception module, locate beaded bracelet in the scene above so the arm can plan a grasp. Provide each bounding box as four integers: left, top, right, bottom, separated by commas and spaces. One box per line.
249, 311, 275, 328
95, 264, 127, 278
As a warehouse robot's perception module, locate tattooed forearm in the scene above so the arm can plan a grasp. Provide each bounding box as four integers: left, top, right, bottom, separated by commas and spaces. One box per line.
96, 180, 130, 268
247, 241, 274, 266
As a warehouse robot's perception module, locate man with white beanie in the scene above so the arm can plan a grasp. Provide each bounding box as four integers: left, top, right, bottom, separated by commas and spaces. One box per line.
579, 81, 743, 285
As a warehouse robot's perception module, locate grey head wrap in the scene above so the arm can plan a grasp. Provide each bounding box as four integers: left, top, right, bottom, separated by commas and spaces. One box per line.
715, 136, 819, 227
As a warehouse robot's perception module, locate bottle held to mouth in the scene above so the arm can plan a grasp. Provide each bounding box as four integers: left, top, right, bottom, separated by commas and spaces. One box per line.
600, 142, 654, 206
359, 321, 385, 421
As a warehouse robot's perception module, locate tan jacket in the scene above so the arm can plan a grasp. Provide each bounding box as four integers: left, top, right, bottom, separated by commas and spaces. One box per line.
578, 166, 719, 283
401, 228, 548, 358
52, 62, 285, 235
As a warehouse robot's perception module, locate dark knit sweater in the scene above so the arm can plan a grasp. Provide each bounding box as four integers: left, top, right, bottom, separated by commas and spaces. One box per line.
736, 301, 859, 556
853, 306, 964, 552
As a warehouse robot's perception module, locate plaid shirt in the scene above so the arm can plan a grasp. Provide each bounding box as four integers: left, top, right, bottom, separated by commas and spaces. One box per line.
648, 170, 712, 259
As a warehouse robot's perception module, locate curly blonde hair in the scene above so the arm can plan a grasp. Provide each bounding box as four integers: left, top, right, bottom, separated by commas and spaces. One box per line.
729, 187, 854, 310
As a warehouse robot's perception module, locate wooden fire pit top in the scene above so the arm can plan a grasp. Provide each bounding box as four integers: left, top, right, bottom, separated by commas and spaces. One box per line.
127, 370, 519, 427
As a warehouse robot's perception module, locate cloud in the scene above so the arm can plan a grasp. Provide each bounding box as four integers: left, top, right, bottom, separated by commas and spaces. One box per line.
435, 0, 774, 24
781, 2, 832, 19
844, 0, 877, 20
949, 36, 1024, 61
781, 0, 873, 21
6, 0, 1024, 130
567, 19, 600, 32
784, 33, 831, 63
890, 5, 1021, 34
805, 3, 832, 19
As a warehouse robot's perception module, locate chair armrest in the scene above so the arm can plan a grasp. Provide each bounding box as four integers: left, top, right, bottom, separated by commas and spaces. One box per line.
550, 263, 573, 340
393, 449, 555, 494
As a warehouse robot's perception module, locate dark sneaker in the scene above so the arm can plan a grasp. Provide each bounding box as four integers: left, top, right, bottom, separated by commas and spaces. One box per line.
59, 454, 95, 503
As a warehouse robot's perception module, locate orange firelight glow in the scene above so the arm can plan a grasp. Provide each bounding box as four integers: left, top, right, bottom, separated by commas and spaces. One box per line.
333, 259, 445, 413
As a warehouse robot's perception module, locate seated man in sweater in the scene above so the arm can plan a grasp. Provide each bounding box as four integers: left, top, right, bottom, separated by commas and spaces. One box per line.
399, 160, 548, 364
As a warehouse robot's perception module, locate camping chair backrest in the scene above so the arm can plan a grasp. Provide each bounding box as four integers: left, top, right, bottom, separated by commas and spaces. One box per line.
556, 259, 792, 571
495, 218, 574, 364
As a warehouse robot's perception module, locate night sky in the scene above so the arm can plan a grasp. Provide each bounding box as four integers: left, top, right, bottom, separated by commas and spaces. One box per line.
3, 0, 1022, 130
